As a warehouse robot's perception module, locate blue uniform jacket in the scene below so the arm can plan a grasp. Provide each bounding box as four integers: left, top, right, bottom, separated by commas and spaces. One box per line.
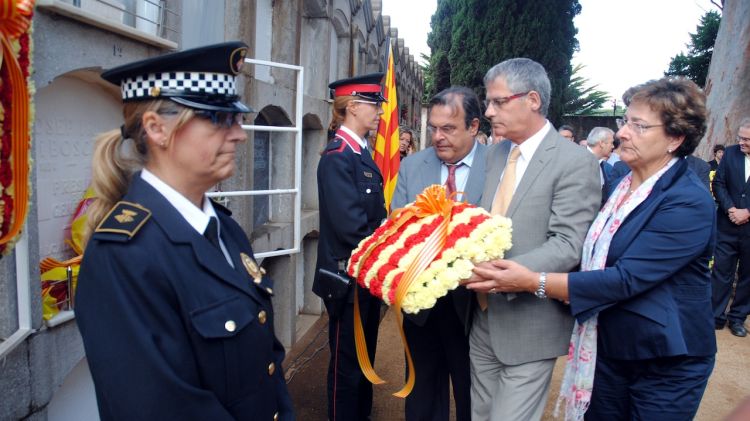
568, 158, 717, 360
313, 130, 386, 301
76, 175, 294, 421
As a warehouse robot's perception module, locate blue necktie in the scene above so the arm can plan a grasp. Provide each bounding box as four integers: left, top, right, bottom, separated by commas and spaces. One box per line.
204, 217, 221, 250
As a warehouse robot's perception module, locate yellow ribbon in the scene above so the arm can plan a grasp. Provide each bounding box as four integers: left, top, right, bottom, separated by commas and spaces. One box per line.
353, 185, 457, 397
40, 256, 81, 320
0, 0, 34, 245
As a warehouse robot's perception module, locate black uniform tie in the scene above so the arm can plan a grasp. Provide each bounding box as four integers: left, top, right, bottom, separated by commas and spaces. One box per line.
204, 217, 221, 250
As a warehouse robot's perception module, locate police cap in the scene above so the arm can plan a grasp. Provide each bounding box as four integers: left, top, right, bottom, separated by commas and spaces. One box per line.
328, 73, 386, 102
101, 41, 252, 113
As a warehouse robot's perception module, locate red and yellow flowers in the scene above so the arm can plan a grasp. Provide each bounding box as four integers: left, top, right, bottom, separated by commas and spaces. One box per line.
348, 185, 513, 314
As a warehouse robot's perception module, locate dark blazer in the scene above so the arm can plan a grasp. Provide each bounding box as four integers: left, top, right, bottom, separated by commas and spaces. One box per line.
76, 175, 293, 421
391, 142, 487, 331
600, 160, 614, 181
611, 160, 630, 180
313, 130, 386, 300
568, 158, 717, 360
686, 155, 711, 191
713, 144, 750, 214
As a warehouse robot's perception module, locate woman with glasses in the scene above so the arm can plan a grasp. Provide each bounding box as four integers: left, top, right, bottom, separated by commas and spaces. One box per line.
75, 42, 294, 420
314, 73, 387, 421
464, 77, 716, 420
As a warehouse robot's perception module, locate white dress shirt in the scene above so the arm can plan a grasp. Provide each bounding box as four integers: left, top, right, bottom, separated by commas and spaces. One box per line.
339, 125, 369, 152
141, 169, 234, 267
501, 121, 552, 193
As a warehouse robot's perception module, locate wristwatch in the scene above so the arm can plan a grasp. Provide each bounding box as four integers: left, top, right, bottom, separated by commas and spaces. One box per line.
535, 272, 547, 299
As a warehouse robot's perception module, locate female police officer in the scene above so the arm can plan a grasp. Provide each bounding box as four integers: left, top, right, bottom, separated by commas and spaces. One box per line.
314, 73, 387, 421
75, 42, 294, 420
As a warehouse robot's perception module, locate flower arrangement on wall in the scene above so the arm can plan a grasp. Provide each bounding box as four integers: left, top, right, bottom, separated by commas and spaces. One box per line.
0, 0, 35, 255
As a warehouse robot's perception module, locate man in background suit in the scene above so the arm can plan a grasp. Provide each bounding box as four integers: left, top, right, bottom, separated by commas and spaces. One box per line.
391, 86, 486, 421
466, 58, 600, 420
585, 126, 615, 186
711, 118, 750, 338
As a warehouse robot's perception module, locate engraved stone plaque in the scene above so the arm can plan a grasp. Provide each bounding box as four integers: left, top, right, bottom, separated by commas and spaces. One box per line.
35, 76, 122, 260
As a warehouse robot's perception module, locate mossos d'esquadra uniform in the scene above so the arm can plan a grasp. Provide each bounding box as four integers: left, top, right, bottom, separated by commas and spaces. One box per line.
314, 73, 387, 421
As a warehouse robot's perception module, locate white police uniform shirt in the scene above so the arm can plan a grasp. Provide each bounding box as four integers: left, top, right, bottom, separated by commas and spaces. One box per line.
140, 168, 234, 267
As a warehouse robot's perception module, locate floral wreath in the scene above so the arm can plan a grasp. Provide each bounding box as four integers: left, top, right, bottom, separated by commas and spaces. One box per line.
347, 185, 513, 397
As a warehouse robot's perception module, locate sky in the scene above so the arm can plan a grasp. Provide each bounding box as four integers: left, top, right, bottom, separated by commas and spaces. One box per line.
380, 0, 720, 101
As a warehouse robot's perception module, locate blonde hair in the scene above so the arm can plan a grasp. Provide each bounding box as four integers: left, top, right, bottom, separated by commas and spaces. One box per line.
85, 100, 194, 243
327, 95, 357, 133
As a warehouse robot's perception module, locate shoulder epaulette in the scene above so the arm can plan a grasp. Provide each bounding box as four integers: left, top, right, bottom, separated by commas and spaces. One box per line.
95, 201, 151, 239
324, 139, 347, 155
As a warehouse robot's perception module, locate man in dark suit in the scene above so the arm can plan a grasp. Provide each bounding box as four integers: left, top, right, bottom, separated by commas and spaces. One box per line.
391, 86, 485, 421
711, 118, 750, 338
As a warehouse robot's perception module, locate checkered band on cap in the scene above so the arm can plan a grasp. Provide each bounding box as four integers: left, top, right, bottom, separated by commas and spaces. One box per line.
121, 71, 237, 100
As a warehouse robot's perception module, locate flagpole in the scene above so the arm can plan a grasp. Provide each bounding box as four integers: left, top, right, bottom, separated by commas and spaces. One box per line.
383, 35, 391, 73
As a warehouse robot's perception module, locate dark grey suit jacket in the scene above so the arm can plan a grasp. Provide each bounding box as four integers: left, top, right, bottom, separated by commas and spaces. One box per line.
480, 127, 600, 365
391, 142, 487, 331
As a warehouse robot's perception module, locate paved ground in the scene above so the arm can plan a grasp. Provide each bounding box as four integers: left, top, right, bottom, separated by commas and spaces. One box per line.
285, 310, 750, 420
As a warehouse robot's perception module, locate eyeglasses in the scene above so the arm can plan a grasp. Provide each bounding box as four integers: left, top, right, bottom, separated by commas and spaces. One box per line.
616, 117, 663, 135
353, 99, 384, 107
737, 135, 750, 143
427, 124, 459, 136
194, 110, 245, 129
483, 92, 530, 109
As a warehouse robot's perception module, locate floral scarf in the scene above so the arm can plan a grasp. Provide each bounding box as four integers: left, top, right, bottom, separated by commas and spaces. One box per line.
555, 158, 677, 420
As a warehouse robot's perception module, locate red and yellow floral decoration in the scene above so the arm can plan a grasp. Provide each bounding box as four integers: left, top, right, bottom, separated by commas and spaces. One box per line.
0, 0, 34, 254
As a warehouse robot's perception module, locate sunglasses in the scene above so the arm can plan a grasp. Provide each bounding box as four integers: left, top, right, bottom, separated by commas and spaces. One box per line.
194, 110, 246, 129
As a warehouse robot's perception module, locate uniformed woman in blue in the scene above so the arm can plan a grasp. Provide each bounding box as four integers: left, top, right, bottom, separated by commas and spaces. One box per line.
75, 42, 294, 421
314, 73, 387, 421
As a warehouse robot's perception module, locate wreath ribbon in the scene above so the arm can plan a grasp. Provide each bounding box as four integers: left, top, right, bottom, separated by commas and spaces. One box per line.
0, 0, 34, 245
353, 185, 457, 397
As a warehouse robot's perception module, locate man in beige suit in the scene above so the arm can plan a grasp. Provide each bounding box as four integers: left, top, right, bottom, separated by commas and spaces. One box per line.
462, 58, 600, 420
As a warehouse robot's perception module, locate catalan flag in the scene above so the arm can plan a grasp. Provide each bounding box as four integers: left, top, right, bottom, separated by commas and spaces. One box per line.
374, 42, 400, 214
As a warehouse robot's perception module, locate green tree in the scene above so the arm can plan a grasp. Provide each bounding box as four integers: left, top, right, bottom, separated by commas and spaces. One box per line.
665, 10, 721, 87
427, 0, 581, 125
564, 64, 610, 115
420, 53, 436, 103
426, 0, 456, 96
